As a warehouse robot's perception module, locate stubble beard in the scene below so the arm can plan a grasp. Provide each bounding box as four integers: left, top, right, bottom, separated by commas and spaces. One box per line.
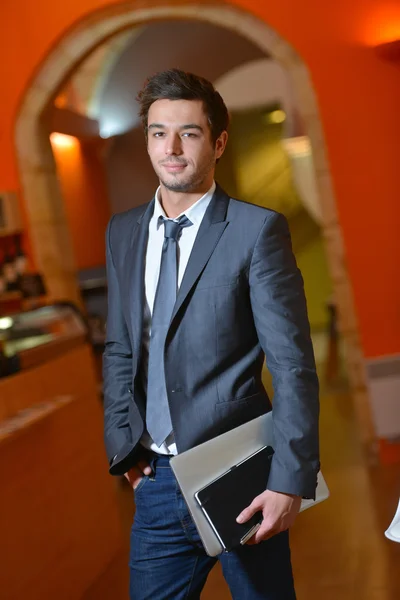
155, 154, 216, 193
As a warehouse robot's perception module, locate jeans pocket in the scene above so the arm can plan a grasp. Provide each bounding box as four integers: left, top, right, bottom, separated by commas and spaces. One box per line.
133, 475, 148, 494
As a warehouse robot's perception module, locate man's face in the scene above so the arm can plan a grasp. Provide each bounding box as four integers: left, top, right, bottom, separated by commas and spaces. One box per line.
146, 99, 227, 193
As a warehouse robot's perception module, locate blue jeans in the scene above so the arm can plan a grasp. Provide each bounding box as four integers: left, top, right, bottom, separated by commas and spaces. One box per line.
130, 455, 296, 599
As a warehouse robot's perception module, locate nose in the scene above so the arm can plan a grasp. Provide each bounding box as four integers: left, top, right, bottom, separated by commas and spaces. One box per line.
165, 133, 182, 156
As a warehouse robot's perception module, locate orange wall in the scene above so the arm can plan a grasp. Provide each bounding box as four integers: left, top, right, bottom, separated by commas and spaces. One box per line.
1, 0, 400, 358
50, 135, 111, 269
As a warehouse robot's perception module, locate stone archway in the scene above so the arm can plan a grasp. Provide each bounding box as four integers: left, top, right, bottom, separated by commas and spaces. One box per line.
14, 1, 373, 445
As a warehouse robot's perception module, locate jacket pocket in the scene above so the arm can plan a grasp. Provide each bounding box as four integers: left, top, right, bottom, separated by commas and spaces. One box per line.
216, 391, 261, 405
215, 392, 270, 435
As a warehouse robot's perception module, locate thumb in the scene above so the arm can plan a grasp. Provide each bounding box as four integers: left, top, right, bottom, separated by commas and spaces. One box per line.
236, 496, 263, 524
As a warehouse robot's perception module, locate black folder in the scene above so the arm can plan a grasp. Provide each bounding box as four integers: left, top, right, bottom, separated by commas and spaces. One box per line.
194, 445, 274, 552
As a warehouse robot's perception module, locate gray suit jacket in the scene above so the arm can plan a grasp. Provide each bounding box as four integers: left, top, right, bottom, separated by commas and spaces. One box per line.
103, 184, 319, 498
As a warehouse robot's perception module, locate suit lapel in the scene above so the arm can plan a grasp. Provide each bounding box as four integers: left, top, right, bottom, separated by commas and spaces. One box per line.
129, 199, 154, 359
170, 185, 230, 324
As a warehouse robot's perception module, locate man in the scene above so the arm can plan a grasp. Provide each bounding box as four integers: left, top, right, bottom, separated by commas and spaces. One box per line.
103, 68, 319, 599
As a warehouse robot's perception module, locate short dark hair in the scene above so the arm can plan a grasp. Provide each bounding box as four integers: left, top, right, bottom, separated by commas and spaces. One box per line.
137, 69, 229, 144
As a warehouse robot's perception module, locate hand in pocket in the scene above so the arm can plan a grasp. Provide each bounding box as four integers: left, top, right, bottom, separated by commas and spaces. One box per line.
125, 460, 152, 490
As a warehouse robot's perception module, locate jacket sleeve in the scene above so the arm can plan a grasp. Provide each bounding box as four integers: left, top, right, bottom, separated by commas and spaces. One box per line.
103, 215, 133, 466
249, 211, 320, 498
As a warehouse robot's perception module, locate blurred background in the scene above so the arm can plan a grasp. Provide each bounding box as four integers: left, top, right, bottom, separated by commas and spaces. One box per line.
1, 2, 400, 599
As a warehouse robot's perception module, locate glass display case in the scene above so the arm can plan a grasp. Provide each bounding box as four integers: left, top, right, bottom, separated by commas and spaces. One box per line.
0, 303, 88, 377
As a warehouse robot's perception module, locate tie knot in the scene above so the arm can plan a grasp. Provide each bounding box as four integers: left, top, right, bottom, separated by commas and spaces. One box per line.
160, 215, 192, 241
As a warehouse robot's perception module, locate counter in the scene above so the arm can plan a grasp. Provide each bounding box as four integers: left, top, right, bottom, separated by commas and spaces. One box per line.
0, 304, 123, 600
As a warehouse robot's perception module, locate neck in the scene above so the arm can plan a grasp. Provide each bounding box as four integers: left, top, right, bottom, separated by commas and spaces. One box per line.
158, 180, 214, 218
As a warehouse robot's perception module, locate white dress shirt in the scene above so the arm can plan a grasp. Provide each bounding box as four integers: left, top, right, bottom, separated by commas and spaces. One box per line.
140, 181, 216, 455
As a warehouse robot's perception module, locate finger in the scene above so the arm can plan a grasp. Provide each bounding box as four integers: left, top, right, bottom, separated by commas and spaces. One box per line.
237, 497, 264, 524
124, 465, 142, 485
245, 521, 277, 545
245, 533, 258, 545
137, 459, 152, 476
253, 522, 279, 544
246, 536, 265, 545
126, 468, 144, 490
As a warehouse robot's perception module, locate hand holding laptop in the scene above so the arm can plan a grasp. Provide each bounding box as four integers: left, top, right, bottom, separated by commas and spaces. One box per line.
236, 489, 302, 544
170, 412, 330, 556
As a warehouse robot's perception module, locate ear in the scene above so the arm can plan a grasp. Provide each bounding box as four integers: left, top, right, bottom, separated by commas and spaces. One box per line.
215, 131, 228, 160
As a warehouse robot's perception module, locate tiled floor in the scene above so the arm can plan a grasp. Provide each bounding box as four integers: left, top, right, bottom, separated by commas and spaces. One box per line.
84, 338, 400, 599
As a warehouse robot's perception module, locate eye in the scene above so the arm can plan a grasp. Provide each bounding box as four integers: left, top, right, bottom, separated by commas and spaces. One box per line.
153, 131, 165, 138
182, 132, 197, 138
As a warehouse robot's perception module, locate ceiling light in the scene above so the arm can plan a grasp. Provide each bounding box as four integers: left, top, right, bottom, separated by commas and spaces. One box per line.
0, 317, 14, 330
268, 110, 286, 124
50, 133, 78, 148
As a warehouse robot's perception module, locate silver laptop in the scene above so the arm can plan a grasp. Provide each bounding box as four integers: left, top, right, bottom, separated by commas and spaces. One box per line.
170, 411, 329, 556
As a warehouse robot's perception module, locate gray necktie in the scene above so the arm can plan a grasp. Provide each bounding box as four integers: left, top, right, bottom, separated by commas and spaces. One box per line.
146, 214, 193, 446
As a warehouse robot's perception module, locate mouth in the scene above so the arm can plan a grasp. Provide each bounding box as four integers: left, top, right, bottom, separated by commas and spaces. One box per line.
162, 163, 187, 173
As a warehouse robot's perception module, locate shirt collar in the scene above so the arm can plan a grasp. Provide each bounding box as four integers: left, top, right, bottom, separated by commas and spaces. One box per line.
154, 181, 216, 229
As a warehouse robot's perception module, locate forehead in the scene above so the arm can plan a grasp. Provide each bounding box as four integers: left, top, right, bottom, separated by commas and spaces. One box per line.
147, 99, 208, 126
